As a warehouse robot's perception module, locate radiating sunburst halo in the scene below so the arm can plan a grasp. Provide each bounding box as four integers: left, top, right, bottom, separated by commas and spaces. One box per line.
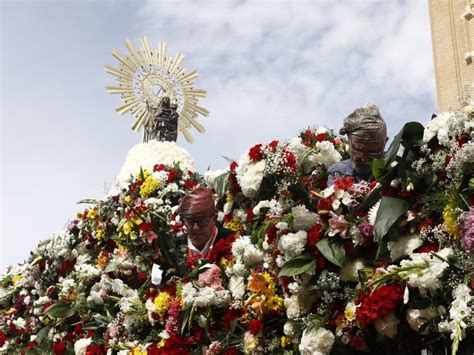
105, 37, 209, 143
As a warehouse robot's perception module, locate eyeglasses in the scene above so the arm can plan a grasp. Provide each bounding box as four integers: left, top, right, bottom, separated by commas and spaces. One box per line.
350, 148, 384, 159
182, 215, 214, 228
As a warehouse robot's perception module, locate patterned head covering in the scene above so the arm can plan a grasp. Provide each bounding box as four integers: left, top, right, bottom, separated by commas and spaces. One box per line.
178, 187, 216, 217
339, 104, 387, 142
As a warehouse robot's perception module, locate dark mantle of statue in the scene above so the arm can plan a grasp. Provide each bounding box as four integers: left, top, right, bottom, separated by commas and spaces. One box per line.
144, 96, 179, 142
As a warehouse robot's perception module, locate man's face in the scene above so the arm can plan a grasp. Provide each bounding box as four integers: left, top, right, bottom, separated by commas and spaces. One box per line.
349, 137, 386, 177
181, 209, 216, 249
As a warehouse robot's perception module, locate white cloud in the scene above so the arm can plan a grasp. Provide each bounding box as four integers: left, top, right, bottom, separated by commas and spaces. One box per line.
137, 0, 435, 169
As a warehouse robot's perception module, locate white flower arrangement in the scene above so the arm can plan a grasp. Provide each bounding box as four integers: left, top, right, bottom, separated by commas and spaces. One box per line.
391, 248, 452, 296
108, 140, 194, 196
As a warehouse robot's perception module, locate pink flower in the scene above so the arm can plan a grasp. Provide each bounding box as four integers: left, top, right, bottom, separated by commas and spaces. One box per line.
328, 212, 348, 238
196, 264, 224, 291
205, 341, 223, 355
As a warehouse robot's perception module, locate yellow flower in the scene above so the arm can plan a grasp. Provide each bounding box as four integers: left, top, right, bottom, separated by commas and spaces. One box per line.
140, 175, 161, 197
281, 336, 291, 348
124, 195, 131, 205
224, 219, 242, 232
443, 203, 460, 239
95, 230, 105, 240
226, 193, 234, 203
87, 209, 98, 219
219, 257, 234, 269
12, 275, 22, 285
344, 302, 356, 321
157, 339, 166, 348
117, 242, 127, 254
265, 295, 283, 312
154, 292, 171, 315
122, 221, 134, 235
131, 347, 147, 355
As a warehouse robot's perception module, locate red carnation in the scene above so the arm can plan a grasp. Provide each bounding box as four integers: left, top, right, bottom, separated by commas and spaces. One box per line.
184, 180, 198, 189
222, 308, 244, 328
333, 177, 354, 191
246, 208, 254, 223
306, 224, 323, 256
416, 244, 439, 254
229, 161, 238, 171
53, 341, 66, 355
154, 164, 166, 172
317, 198, 332, 212
208, 234, 236, 263
139, 223, 153, 233
267, 140, 279, 152
283, 151, 297, 173
248, 144, 264, 162
316, 133, 327, 142
167, 169, 179, 183
266, 224, 277, 245
0, 331, 7, 347
248, 319, 264, 335
86, 344, 107, 355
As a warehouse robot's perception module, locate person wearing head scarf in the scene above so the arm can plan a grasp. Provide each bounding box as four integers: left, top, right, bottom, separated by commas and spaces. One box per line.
327, 104, 388, 185
175, 187, 235, 260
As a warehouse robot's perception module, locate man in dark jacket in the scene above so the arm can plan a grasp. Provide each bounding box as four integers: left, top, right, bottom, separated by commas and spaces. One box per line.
176, 187, 234, 260
328, 104, 388, 185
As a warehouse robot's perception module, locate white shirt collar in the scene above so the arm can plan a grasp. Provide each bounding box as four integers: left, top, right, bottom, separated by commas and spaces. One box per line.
187, 226, 218, 256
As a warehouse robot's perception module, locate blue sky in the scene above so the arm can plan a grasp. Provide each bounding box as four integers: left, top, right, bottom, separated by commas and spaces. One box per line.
0, 0, 436, 271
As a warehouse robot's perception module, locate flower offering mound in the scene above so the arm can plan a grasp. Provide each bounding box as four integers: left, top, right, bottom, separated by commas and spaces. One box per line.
1, 105, 473, 354
109, 140, 195, 196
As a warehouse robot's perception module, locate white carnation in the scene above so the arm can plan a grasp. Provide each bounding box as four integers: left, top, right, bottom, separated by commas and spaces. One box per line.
231, 236, 263, 266
235, 154, 265, 198
278, 231, 307, 258
74, 337, 92, 355
299, 327, 335, 355
292, 205, 318, 231
406, 307, 438, 333
229, 275, 245, 299
374, 311, 399, 339
283, 320, 299, 337
314, 141, 342, 168
181, 282, 197, 307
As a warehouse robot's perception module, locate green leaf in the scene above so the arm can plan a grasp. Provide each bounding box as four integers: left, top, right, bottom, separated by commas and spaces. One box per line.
35, 326, 51, 345
316, 238, 346, 267
211, 172, 230, 198
371, 159, 385, 180
384, 129, 402, 168
43, 302, 75, 319
373, 196, 409, 242
401, 122, 424, 146
278, 255, 316, 277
